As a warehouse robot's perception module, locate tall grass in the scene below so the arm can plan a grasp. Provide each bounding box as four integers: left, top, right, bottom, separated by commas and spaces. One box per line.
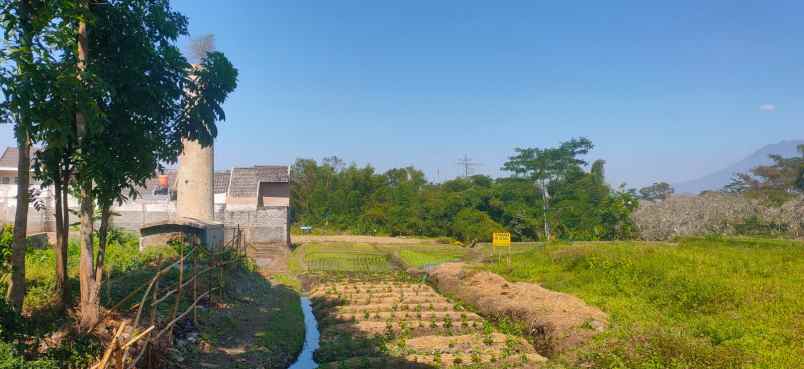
23, 233, 176, 311
484, 237, 804, 369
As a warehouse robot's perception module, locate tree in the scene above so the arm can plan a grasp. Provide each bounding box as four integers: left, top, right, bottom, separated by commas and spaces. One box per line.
638, 182, 674, 201
68, 0, 238, 330
796, 144, 804, 192
0, 0, 54, 312
502, 137, 594, 240
723, 145, 804, 205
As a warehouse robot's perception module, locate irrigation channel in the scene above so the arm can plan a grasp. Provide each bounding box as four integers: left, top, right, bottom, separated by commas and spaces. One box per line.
289, 297, 321, 369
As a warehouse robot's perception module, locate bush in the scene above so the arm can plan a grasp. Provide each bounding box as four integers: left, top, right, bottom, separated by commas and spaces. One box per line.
0, 224, 13, 273
451, 209, 503, 242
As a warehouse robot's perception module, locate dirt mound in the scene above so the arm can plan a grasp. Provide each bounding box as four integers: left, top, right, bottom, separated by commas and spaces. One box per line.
427, 263, 607, 356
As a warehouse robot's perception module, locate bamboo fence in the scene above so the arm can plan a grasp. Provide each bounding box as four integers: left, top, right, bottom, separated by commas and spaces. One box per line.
90, 225, 246, 369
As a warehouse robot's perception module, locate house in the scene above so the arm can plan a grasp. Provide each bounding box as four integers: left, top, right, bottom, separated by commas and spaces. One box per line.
0, 146, 291, 247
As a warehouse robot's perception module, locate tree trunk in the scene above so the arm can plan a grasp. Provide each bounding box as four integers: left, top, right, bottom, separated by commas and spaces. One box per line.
78, 187, 98, 330
541, 179, 551, 241
95, 206, 110, 287
6, 128, 30, 312
53, 174, 67, 311
5, 0, 35, 313
75, 11, 99, 331
60, 167, 71, 306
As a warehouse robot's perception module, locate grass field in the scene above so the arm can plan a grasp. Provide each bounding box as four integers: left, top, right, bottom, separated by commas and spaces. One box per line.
484, 237, 804, 369
291, 237, 804, 369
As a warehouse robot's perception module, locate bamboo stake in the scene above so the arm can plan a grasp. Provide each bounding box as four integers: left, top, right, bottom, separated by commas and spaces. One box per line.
168, 244, 185, 344
122, 255, 162, 365
154, 288, 217, 340
121, 325, 155, 349
92, 321, 127, 369
149, 264, 160, 330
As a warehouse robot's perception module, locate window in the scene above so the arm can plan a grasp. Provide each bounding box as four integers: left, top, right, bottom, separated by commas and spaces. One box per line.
1, 177, 9, 184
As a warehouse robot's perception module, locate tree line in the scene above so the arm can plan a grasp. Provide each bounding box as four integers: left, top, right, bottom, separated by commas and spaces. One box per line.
291, 138, 639, 242
1, 0, 237, 331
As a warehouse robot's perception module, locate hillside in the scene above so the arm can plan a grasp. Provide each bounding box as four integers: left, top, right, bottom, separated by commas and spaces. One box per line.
674, 139, 804, 194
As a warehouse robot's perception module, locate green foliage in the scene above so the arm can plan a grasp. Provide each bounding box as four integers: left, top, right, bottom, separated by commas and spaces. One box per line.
638, 182, 674, 201
484, 238, 804, 369
0, 225, 12, 273
724, 146, 804, 205
451, 208, 503, 242
291, 141, 638, 241
0, 299, 23, 344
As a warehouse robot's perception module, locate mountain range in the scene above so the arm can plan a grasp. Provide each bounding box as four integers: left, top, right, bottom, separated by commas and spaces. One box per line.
673, 139, 804, 194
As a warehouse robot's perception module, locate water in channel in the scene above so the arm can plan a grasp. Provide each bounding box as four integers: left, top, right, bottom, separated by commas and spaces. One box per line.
288, 297, 319, 369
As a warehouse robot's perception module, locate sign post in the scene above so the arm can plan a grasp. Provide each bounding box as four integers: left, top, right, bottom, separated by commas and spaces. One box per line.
492, 232, 512, 265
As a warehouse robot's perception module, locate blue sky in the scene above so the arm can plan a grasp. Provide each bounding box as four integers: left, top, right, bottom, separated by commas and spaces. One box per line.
1, 0, 802, 187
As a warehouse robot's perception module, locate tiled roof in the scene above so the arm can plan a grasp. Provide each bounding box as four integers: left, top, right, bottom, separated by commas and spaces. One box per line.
214, 170, 230, 194
0, 147, 37, 169
255, 165, 289, 183
227, 165, 288, 199
0, 147, 18, 168
228, 167, 258, 198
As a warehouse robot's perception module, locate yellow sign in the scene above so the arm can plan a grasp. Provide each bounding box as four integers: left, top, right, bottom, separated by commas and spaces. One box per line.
492, 232, 511, 247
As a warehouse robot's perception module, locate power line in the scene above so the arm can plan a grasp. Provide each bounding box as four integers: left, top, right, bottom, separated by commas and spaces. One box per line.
456, 154, 480, 177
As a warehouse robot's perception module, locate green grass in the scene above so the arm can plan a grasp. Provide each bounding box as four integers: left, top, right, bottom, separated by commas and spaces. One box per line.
3, 229, 306, 369
482, 237, 804, 369
23, 236, 177, 312
396, 245, 467, 268
295, 243, 394, 273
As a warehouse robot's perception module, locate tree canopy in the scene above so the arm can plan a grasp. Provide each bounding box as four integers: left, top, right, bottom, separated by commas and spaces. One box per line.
291, 139, 638, 242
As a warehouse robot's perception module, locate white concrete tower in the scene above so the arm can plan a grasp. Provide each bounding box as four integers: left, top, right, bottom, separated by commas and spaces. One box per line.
176, 138, 214, 221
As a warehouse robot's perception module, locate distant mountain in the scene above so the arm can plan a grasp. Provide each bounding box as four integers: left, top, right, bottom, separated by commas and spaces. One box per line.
674, 139, 804, 194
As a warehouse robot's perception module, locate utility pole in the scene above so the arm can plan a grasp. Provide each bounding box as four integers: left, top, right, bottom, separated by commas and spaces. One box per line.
456, 154, 480, 178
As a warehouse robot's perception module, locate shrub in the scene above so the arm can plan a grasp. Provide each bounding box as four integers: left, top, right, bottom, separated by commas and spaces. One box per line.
451, 209, 503, 242
0, 224, 13, 273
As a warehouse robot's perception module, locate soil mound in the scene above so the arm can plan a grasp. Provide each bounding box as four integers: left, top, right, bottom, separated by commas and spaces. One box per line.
427, 263, 607, 356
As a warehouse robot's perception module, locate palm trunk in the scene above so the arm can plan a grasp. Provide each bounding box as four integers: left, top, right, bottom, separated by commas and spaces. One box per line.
75, 11, 99, 330
5, 0, 34, 312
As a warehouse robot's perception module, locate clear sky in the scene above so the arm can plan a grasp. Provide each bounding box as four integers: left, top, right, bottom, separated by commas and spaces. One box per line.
1, 0, 802, 187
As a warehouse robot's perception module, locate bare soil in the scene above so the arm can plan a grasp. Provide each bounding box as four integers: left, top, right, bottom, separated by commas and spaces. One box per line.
427, 262, 608, 356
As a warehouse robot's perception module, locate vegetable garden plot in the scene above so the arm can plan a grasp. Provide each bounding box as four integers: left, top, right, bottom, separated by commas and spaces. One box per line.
309, 279, 546, 369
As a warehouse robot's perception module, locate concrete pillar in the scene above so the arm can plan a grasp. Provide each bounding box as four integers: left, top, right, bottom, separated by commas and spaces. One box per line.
176, 138, 214, 221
